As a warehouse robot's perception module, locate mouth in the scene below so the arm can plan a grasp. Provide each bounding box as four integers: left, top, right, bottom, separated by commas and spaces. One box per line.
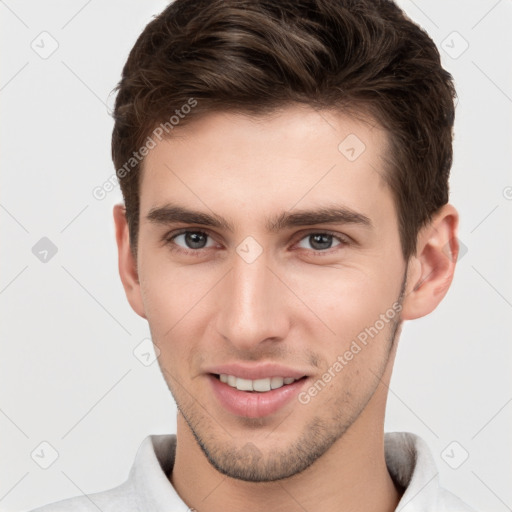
208, 373, 309, 418
214, 373, 306, 392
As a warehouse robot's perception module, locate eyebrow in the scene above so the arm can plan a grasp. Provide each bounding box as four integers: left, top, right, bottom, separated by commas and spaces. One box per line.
146, 203, 373, 233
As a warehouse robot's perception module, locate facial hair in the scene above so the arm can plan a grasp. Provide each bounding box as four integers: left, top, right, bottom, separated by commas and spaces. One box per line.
168, 268, 408, 482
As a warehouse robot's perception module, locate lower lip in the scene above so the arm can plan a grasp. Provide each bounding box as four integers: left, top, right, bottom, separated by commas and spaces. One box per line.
208, 375, 307, 418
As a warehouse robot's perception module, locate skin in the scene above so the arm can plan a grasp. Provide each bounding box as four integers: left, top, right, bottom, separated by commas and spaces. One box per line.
114, 105, 459, 512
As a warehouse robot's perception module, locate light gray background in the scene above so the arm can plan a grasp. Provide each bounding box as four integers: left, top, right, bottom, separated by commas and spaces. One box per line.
1, 1, 511, 511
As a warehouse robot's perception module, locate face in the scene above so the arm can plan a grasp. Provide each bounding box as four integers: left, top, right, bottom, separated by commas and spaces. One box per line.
133, 106, 408, 481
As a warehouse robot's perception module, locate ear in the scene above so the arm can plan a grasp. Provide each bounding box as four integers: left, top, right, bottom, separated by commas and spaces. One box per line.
401, 204, 460, 321
113, 204, 147, 319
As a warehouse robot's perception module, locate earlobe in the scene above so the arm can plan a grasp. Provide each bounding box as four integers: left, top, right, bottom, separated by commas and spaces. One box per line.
113, 204, 147, 319
400, 204, 459, 321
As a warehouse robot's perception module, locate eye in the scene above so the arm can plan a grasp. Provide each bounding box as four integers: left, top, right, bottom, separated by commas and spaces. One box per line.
163, 229, 349, 256
296, 232, 346, 252
166, 230, 217, 252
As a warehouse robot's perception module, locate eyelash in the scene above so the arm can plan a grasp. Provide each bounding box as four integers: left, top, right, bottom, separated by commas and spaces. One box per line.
162, 228, 351, 257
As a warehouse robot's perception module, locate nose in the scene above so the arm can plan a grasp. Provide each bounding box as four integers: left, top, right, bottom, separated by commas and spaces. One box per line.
214, 249, 291, 352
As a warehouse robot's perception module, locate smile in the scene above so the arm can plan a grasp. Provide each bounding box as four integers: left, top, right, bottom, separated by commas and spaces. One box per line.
209, 374, 308, 418
218, 374, 300, 392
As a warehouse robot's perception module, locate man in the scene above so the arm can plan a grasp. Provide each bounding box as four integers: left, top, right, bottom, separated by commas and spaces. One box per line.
31, 0, 475, 510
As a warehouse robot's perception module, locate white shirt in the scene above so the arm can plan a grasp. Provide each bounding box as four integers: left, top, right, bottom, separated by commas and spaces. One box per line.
30, 432, 475, 511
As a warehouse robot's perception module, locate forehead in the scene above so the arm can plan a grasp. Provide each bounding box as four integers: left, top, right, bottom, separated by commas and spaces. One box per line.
139, 105, 394, 230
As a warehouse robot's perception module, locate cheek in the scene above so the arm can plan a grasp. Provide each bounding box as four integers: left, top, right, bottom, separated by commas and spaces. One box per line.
138, 254, 182, 339
287, 265, 400, 341
138, 255, 216, 352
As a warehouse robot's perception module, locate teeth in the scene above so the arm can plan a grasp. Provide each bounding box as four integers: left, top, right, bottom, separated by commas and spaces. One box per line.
270, 377, 284, 389
253, 378, 271, 392
236, 378, 253, 391
218, 374, 299, 392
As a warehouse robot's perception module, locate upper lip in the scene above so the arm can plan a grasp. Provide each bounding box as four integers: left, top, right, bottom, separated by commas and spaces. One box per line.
205, 363, 309, 380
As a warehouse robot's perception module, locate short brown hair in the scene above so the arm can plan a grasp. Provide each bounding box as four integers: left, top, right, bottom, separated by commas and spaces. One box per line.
111, 0, 456, 260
